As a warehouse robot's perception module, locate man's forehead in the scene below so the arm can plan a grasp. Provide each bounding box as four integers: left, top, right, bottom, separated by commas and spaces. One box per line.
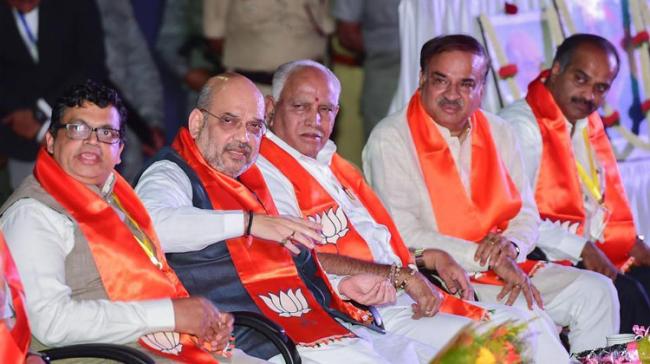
427, 51, 485, 77
63, 103, 120, 125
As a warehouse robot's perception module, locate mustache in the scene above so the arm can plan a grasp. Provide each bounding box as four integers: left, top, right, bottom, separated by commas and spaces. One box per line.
438, 97, 464, 108
570, 96, 596, 111
224, 142, 252, 156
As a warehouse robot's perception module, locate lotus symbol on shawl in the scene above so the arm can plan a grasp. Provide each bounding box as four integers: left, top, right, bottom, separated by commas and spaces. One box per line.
308, 207, 349, 244
141, 331, 182, 355
545, 218, 580, 235
259, 288, 311, 317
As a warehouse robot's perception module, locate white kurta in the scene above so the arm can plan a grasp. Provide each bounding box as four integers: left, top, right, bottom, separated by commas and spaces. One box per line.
256, 132, 571, 363
135, 158, 438, 363
363, 107, 619, 353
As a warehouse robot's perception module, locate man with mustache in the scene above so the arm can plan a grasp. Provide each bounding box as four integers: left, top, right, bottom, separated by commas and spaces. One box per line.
363, 34, 620, 354
239, 59, 585, 362
0, 80, 241, 363
135, 73, 439, 363
499, 33, 650, 332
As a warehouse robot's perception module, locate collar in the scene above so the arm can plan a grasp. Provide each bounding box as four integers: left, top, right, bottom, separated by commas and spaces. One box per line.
265, 131, 337, 167
85, 172, 117, 200
432, 117, 473, 143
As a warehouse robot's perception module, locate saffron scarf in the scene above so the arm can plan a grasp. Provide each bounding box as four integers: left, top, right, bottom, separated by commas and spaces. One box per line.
526, 70, 637, 270
34, 148, 217, 363
0, 232, 29, 364
172, 128, 370, 346
406, 91, 543, 284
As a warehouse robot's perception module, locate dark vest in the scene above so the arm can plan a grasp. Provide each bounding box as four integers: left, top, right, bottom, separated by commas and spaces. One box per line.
137, 148, 382, 359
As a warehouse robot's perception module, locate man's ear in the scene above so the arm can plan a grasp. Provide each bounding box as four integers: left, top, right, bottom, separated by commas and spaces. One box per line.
265, 95, 276, 128
418, 70, 425, 89
188, 108, 205, 139
550, 61, 562, 76
45, 131, 55, 154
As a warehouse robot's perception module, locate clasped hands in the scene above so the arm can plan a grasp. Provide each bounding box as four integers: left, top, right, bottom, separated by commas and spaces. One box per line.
475, 233, 543, 309
172, 297, 234, 354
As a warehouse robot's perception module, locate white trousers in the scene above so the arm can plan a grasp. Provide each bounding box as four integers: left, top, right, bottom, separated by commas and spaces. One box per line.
268, 323, 437, 364
378, 291, 570, 363
474, 263, 619, 354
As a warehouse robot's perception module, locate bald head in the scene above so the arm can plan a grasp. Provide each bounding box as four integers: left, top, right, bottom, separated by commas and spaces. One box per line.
189, 73, 266, 177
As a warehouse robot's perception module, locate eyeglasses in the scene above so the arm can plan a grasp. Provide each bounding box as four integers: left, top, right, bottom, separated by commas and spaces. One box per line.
55, 121, 122, 144
199, 108, 266, 137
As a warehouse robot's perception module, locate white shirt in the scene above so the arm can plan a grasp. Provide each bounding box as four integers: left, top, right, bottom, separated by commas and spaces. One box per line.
499, 99, 613, 263
0, 177, 174, 347
257, 132, 402, 266
363, 108, 540, 273
134, 160, 245, 252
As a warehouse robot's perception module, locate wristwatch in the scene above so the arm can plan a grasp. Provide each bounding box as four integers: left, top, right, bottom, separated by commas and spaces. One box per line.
413, 248, 426, 269
510, 242, 520, 259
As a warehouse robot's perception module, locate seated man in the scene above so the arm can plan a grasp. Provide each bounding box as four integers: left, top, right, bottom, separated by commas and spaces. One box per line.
240, 59, 572, 363
0, 81, 245, 363
135, 73, 438, 363
499, 33, 650, 332
363, 34, 620, 353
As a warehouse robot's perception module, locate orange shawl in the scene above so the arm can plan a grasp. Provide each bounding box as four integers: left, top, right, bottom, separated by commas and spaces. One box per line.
526, 71, 637, 269
0, 232, 30, 364
406, 91, 543, 284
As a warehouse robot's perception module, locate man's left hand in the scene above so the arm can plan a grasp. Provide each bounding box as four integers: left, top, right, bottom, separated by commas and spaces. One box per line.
475, 233, 517, 267
630, 236, 650, 266
423, 249, 474, 300
338, 273, 397, 306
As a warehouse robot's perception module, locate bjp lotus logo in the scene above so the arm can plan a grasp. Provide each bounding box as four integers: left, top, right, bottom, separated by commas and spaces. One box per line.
141, 331, 182, 355
259, 289, 311, 317
309, 207, 349, 244
545, 218, 580, 234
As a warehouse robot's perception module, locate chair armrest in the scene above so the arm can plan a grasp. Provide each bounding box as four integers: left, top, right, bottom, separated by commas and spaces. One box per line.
40, 343, 154, 363
233, 311, 301, 364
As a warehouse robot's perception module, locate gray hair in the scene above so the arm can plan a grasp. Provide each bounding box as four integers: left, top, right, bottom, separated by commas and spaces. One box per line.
271, 60, 341, 102
196, 80, 214, 110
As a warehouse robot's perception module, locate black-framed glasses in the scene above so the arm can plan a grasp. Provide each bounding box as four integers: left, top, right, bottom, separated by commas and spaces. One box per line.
199, 108, 266, 138
55, 121, 122, 144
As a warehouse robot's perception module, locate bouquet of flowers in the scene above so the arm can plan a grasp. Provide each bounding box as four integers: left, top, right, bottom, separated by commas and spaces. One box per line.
572, 325, 650, 363
430, 320, 529, 364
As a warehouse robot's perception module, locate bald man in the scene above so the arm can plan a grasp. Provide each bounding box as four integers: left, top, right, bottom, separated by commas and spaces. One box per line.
135, 73, 438, 363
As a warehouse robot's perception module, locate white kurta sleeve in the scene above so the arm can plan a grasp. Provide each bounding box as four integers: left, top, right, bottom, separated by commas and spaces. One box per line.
489, 116, 540, 260
0, 199, 175, 347
135, 160, 244, 253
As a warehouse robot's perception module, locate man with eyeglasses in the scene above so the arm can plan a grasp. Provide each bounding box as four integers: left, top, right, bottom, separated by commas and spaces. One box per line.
0, 80, 254, 363
135, 72, 441, 363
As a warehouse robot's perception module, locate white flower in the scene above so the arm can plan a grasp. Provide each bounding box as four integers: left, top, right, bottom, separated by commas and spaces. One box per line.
308, 207, 349, 244
141, 331, 182, 355
545, 218, 580, 234
259, 288, 311, 317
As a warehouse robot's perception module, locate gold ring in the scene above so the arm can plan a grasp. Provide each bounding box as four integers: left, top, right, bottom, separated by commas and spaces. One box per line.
279, 239, 288, 246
